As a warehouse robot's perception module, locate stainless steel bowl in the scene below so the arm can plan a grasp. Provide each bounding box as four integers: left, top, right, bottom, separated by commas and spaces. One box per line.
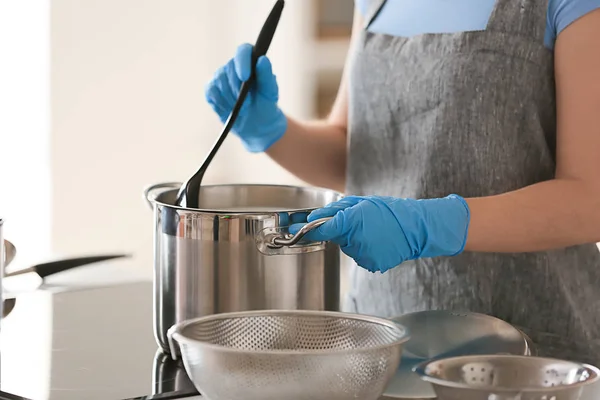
414, 354, 600, 400
383, 311, 531, 399
168, 310, 410, 400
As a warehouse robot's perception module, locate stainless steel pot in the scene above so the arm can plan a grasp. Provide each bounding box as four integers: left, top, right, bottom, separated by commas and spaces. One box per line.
144, 183, 343, 354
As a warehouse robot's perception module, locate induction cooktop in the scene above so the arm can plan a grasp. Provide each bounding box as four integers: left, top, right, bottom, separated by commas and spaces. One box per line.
0, 281, 199, 400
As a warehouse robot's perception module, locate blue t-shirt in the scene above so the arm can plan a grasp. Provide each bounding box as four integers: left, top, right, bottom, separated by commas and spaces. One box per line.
355, 0, 600, 49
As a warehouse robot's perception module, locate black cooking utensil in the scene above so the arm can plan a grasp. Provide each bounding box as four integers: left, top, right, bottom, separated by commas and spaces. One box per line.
4, 254, 130, 279
175, 0, 285, 208
3, 253, 130, 318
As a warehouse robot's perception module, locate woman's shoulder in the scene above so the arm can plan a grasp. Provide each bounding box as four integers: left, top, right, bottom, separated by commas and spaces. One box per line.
546, 0, 600, 48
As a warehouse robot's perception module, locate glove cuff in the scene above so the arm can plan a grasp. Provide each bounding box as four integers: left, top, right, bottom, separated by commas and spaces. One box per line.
417, 194, 471, 259
446, 194, 471, 256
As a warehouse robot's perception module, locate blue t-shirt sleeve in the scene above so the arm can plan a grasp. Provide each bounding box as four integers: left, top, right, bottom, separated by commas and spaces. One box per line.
546, 0, 600, 48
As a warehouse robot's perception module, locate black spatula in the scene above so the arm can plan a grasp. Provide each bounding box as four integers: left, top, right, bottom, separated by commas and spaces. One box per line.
175, 0, 286, 209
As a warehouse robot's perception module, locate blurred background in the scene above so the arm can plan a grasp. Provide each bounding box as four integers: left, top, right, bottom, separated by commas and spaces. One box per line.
0, 0, 354, 278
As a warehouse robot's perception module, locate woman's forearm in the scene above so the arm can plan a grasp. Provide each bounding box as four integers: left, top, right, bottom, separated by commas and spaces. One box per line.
266, 116, 347, 192
465, 179, 600, 252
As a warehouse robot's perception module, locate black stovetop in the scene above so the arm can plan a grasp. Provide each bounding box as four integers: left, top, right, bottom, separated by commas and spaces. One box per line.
0, 280, 198, 400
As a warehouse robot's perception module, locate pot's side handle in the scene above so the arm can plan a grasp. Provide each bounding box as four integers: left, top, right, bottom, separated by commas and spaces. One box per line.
271, 217, 332, 247
143, 182, 182, 210
255, 217, 333, 256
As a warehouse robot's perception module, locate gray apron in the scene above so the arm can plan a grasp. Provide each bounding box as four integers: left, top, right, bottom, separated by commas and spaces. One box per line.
345, 0, 600, 364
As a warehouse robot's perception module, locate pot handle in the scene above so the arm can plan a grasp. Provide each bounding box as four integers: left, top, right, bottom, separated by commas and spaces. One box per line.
143, 182, 182, 210
3, 239, 16, 268
255, 217, 332, 255
271, 217, 331, 247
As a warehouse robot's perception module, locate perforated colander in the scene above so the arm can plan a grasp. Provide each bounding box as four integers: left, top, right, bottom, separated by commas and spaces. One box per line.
167, 310, 410, 400
414, 355, 600, 400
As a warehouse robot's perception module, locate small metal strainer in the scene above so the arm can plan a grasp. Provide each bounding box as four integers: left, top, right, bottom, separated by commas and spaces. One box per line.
414, 355, 600, 400
167, 310, 410, 400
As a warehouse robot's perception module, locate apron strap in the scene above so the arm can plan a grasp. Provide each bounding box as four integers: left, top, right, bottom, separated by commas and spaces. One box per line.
364, 0, 387, 30
484, 0, 549, 40
485, 0, 515, 30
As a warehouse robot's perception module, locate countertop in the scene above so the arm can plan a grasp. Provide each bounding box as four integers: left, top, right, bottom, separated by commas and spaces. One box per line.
0, 259, 198, 400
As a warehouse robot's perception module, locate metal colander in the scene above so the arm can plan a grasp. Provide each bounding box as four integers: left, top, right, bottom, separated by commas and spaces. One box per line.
167, 310, 410, 400
414, 355, 600, 400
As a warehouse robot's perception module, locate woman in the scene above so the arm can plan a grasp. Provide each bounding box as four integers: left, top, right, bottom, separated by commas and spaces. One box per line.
205, 0, 600, 363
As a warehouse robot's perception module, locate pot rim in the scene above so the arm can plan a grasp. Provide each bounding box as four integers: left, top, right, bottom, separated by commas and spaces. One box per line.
144, 182, 344, 214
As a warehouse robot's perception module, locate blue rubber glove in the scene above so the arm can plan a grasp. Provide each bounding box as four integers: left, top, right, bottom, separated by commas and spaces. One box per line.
289, 195, 471, 273
204, 43, 288, 153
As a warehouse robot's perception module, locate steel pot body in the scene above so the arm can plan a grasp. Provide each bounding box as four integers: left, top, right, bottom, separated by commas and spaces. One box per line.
145, 183, 342, 354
